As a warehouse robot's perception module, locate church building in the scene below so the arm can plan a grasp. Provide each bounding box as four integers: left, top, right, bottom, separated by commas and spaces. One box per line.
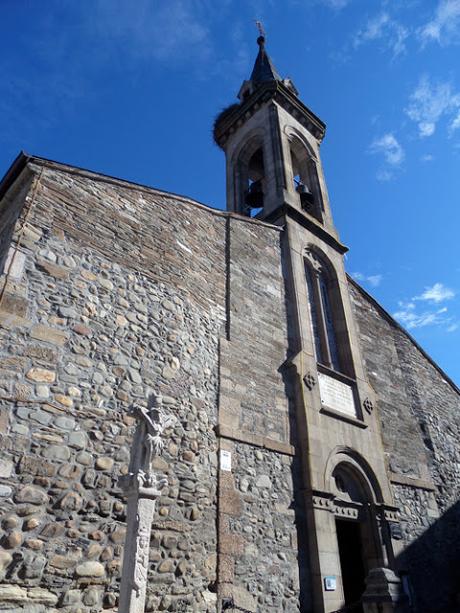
0, 34, 459, 613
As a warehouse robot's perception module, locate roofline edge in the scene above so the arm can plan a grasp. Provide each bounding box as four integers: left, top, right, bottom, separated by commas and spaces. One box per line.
0, 152, 282, 232
0, 151, 32, 202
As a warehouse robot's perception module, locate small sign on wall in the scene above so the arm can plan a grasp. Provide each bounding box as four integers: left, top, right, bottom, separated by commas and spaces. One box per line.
220, 450, 232, 472
324, 576, 337, 591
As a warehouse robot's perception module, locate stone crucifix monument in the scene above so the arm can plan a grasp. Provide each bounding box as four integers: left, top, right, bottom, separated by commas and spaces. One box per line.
118, 394, 175, 613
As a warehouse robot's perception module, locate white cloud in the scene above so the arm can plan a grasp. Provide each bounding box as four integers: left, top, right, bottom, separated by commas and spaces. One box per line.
419, 0, 460, 45
375, 169, 393, 182
353, 11, 409, 57
370, 133, 404, 180
405, 75, 460, 138
451, 110, 460, 132
394, 283, 457, 331
414, 282, 455, 303
393, 301, 452, 330
367, 274, 383, 287
421, 154, 434, 162
351, 272, 383, 287
87, 0, 210, 63
370, 133, 405, 165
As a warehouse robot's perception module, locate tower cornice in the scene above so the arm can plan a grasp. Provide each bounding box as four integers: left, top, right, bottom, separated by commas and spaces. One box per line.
265, 203, 349, 255
214, 81, 326, 149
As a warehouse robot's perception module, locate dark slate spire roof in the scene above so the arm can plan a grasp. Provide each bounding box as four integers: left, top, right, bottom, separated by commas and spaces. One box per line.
250, 36, 281, 84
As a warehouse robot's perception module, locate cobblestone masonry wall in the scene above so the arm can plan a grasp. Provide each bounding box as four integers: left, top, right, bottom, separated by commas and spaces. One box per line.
230, 444, 302, 612
0, 160, 303, 612
3, 159, 459, 612
349, 280, 460, 612
0, 162, 228, 612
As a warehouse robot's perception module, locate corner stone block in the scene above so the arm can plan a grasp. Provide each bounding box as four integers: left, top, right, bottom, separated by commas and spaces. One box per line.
219, 489, 242, 516
218, 534, 245, 556
218, 554, 235, 583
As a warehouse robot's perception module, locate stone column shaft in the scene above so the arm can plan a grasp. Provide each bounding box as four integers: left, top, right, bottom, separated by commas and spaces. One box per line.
119, 478, 162, 613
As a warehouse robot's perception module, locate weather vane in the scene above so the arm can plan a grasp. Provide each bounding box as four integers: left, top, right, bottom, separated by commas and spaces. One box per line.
255, 20, 265, 38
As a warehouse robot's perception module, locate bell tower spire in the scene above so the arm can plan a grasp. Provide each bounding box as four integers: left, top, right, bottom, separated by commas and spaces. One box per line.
213, 31, 341, 245
249, 24, 281, 85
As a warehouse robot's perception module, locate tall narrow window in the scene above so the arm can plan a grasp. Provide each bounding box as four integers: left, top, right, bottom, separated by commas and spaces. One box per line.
304, 250, 343, 373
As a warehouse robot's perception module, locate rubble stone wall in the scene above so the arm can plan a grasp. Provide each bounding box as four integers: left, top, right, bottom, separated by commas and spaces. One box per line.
0, 161, 304, 612
230, 443, 304, 612
349, 279, 460, 612
2, 159, 459, 613
0, 163, 228, 612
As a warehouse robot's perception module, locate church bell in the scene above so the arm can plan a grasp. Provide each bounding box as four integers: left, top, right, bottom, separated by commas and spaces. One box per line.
245, 180, 264, 209
296, 182, 315, 211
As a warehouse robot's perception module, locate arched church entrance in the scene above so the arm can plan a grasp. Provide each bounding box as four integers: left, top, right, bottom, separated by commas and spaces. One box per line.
331, 464, 382, 612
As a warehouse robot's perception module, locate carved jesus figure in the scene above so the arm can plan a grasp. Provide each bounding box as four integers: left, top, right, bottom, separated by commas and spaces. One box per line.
128, 396, 175, 483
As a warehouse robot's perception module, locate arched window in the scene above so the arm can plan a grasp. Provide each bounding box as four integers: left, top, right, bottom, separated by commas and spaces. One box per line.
304, 249, 353, 377
289, 137, 324, 222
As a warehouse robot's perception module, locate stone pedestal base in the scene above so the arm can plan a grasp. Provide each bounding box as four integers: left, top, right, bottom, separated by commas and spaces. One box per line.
362, 568, 408, 613
118, 475, 163, 613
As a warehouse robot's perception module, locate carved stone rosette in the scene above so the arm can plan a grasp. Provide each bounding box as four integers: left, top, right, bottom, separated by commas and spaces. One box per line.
303, 372, 316, 391
363, 397, 374, 414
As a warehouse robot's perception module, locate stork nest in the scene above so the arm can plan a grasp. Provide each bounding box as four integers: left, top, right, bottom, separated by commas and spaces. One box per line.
212, 103, 240, 147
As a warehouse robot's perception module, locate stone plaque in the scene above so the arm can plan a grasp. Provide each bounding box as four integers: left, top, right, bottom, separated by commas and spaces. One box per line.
318, 372, 356, 418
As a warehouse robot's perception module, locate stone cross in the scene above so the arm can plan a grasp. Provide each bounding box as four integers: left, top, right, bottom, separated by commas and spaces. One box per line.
118, 394, 175, 613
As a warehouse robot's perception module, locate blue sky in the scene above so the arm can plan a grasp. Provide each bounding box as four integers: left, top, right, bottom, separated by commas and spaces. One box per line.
1, 0, 459, 383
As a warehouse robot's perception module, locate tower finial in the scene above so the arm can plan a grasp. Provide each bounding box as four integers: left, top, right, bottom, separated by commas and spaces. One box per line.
249, 21, 280, 84
255, 20, 265, 45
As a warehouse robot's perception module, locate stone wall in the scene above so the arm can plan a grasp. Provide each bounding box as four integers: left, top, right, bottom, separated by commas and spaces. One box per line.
349, 279, 460, 612
0, 162, 227, 612
0, 167, 34, 274
2, 157, 459, 612
216, 216, 306, 611
219, 217, 292, 444
223, 443, 302, 612
0, 160, 304, 613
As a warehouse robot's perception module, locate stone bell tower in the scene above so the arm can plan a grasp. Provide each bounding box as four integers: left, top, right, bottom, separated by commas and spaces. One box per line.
215, 35, 406, 613
213, 33, 336, 235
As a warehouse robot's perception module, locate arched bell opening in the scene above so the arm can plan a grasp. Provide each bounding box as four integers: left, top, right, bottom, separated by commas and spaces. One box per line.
288, 135, 324, 222
234, 136, 266, 218
245, 147, 265, 218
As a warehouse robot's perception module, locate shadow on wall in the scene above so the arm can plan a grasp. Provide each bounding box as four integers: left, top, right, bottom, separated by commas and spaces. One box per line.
397, 500, 460, 613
